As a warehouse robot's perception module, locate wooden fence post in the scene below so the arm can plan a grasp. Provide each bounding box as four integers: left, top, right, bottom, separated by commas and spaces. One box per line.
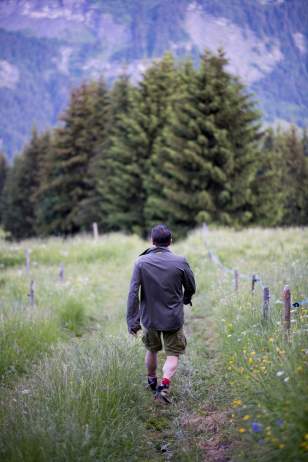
251, 274, 257, 293
59, 263, 64, 282
234, 270, 239, 291
283, 285, 291, 335
25, 249, 30, 273
28, 280, 35, 307
93, 222, 98, 240
263, 287, 270, 320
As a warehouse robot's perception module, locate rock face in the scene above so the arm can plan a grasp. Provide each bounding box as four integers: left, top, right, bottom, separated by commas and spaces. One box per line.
0, 0, 307, 158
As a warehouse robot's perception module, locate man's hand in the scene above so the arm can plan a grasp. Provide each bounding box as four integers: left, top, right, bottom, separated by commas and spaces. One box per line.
128, 325, 141, 336
183, 296, 192, 306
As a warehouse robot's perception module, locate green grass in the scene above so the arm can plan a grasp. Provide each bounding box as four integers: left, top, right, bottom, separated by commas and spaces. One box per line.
0, 227, 307, 461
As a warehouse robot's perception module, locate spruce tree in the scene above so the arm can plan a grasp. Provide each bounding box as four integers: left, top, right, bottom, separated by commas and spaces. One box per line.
252, 129, 285, 226
144, 59, 196, 231
303, 128, 308, 158
0, 152, 7, 224
280, 126, 308, 225
37, 81, 110, 235
2, 155, 26, 239
96, 75, 137, 232
146, 49, 262, 237
100, 54, 179, 236
2, 128, 47, 239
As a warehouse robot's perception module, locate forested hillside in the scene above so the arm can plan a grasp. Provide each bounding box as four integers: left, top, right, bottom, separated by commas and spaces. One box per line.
0, 0, 307, 158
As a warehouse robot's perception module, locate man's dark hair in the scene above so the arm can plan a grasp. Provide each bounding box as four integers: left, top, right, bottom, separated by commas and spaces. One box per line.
151, 224, 172, 247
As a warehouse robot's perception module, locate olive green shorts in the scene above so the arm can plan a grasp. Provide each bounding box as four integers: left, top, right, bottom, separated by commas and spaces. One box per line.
142, 327, 187, 356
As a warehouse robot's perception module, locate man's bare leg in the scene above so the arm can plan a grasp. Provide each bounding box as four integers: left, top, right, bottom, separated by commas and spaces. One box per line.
145, 350, 157, 376
145, 351, 158, 391
155, 355, 179, 404
162, 355, 179, 380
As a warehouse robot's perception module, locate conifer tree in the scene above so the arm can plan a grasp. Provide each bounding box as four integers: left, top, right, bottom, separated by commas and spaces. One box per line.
96, 75, 137, 232
2, 128, 48, 239
100, 54, 179, 236
144, 59, 197, 231
252, 129, 285, 225
279, 126, 308, 225
2, 155, 27, 239
303, 128, 308, 157
0, 152, 7, 224
146, 50, 261, 237
37, 81, 110, 235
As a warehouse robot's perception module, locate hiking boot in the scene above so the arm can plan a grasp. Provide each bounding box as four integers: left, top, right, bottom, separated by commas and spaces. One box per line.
147, 376, 157, 393
154, 384, 171, 404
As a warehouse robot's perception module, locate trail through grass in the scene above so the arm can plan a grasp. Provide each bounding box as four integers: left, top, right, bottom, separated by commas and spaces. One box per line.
0, 228, 307, 461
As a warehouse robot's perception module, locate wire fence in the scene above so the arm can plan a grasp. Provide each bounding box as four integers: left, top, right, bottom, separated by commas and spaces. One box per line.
202, 224, 307, 333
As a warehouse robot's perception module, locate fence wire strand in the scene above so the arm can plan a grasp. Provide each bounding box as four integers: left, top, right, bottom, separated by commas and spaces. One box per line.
202, 224, 307, 306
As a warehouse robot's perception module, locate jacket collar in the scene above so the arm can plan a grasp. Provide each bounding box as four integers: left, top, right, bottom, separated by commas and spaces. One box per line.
139, 246, 171, 256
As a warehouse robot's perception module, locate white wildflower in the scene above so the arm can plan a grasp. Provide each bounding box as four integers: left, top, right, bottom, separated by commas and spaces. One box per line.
21, 389, 31, 395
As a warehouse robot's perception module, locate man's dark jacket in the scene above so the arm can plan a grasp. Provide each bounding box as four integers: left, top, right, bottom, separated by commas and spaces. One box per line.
127, 246, 196, 332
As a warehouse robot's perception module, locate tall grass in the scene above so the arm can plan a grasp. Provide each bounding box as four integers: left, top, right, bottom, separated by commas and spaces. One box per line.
0, 228, 307, 461
182, 228, 308, 461
0, 336, 159, 462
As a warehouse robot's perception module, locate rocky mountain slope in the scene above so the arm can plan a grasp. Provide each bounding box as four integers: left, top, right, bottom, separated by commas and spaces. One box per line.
0, 0, 307, 158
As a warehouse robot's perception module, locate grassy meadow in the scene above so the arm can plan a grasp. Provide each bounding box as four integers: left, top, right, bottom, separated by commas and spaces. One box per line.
0, 227, 307, 461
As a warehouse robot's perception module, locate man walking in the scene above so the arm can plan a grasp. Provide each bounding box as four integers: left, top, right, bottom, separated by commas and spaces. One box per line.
127, 224, 196, 403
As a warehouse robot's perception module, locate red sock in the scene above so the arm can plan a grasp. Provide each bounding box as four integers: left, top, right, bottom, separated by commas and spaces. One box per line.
161, 377, 170, 386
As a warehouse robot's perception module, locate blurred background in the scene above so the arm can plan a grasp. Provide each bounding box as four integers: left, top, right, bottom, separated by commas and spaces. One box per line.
0, 0, 307, 240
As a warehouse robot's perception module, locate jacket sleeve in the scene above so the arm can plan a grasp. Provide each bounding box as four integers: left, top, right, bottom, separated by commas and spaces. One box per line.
182, 259, 196, 305
127, 261, 142, 331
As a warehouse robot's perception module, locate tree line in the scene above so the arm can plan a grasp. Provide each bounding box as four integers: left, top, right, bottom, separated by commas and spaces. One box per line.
0, 50, 307, 240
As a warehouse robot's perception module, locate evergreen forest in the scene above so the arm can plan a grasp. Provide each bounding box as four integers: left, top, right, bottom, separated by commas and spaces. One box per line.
1, 50, 307, 240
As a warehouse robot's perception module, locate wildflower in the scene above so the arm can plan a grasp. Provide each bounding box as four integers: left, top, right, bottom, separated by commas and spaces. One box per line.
276, 371, 284, 377
21, 389, 31, 395
252, 422, 263, 433
269, 337, 274, 342
300, 441, 308, 451
239, 428, 246, 433
232, 399, 242, 408
283, 377, 289, 383
278, 443, 285, 449
251, 351, 256, 356
248, 357, 254, 365
242, 415, 251, 421
275, 419, 284, 427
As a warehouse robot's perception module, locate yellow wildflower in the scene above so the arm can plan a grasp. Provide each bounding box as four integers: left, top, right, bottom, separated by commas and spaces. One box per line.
248, 357, 254, 365
242, 415, 251, 421
239, 428, 246, 433
251, 351, 256, 356
300, 441, 308, 451
232, 399, 242, 408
